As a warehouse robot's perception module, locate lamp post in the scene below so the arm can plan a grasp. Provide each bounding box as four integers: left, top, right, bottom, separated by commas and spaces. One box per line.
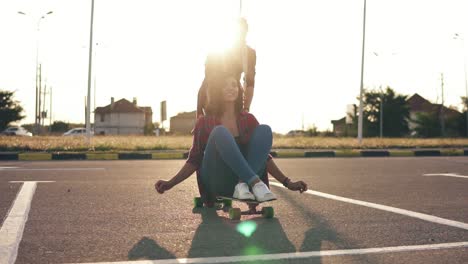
17, 10, 53, 135
453, 33, 468, 137
86, 0, 95, 143
358, 0, 367, 144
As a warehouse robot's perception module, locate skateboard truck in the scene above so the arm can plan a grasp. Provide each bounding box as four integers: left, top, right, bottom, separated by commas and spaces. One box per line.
193, 196, 275, 220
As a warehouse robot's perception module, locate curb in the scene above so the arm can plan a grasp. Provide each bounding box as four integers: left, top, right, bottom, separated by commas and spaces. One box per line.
0, 149, 467, 161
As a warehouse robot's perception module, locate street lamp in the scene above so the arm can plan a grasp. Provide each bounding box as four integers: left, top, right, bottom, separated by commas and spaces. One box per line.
86, 0, 95, 143
358, 0, 367, 144
453, 33, 468, 137
17, 10, 53, 135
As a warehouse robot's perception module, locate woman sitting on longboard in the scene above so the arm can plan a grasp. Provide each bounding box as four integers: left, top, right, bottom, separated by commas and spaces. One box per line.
155, 73, 307, 207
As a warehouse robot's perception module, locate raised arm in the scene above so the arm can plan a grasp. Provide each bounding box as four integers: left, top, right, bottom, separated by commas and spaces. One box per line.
266, 159, 308, 193
197, 78, 208, 119
243, 48, 256, 112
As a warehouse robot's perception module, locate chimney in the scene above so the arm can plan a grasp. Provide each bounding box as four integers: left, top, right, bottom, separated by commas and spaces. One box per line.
133, 97, 137, 106
111, 97, 115, 109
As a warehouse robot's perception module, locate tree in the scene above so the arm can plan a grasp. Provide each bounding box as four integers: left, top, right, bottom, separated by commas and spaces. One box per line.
456, 96, 467, 137
413, 112, 441, 137
0, 90, 25, 131
355, 87, 410, 137
51, 121, 70, 132
413, 103, 462, 138
144, 123, 155, 135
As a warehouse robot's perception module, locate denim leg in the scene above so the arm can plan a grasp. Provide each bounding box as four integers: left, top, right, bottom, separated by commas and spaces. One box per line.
201, 126, 259, 186
200, 138, 238, 199
245, 125, 273, 175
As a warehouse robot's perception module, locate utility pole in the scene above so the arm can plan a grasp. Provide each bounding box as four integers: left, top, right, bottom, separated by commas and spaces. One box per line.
440, 73, 445, 137
453, 33, 468, 137
42, 81, 47, 127
49, 86, 52, 132
380, 86, 384, 138
17, 11, 53, 135
38, 64, 42, 133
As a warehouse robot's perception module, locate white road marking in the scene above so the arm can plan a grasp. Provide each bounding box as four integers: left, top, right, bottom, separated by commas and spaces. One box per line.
0, 167, 19, 169
0, 168, 105, 171
67, 241, 468, 264
423, 173, 468, 179
0, 181, 54, 264
270, 182, 468, 230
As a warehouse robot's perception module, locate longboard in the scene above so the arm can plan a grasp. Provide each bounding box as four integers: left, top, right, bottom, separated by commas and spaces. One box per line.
193, 196, 275, 220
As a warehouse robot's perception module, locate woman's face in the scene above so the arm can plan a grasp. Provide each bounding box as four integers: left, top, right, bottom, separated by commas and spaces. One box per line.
223, 77, 239, 102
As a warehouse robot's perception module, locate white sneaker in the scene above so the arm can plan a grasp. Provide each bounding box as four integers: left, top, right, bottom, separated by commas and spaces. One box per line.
233, 183, 255, 200
252, 181, 277, 202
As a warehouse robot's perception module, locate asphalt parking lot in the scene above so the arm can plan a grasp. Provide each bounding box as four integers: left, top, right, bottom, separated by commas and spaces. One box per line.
0, 157, 467, 263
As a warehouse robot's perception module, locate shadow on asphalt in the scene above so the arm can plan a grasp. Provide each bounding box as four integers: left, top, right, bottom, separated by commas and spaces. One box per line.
186, 206, 296, 260
128, 236, 175, 260
126, 192, 376, 263
279, 188, 375, 264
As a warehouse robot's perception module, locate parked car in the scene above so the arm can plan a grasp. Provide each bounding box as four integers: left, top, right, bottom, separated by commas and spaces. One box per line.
63, 128, 93, 136
1, 126, 33, 136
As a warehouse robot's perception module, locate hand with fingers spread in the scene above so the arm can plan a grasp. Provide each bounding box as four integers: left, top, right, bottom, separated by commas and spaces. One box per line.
286, 181, 308, 193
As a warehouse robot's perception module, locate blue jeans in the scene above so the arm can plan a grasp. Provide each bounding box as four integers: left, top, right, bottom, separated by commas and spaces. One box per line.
200, 125, 272, 199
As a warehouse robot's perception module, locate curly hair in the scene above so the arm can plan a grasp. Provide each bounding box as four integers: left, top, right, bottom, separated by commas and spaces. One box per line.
205, 73, 243, 118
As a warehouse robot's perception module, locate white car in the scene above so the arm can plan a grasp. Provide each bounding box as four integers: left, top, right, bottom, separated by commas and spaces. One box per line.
63, 128, 93, 136
1, 126, 33, 136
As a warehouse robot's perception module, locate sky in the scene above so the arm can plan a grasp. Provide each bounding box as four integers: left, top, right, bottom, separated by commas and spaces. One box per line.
0, 0, 467, 134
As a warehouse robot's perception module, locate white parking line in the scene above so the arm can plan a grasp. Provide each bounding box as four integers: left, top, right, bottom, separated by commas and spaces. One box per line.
423, 173, 468, 179
67, 241, 468, 264
270, 182, 468, 230
0, 181, 55, 264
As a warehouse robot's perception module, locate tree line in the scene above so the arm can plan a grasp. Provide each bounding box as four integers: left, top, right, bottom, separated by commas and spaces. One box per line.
2, 89, 467, 137
343, 87, 467, 138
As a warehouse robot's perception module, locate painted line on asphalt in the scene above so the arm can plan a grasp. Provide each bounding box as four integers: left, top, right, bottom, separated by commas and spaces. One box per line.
67, 241, 468, 264
270, 182, 468, 230
0, 168, 105, 171
0, 167, 19, 169
0, 181, 55, 264
423, 173, 468, 179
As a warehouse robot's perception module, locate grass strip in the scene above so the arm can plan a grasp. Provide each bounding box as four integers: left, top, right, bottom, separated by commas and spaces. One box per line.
19, 153, 52, 160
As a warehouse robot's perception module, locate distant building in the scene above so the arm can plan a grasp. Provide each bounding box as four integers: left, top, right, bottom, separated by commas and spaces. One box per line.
407, 93, 460, 131
331, 117, 350, 137
170, 111, 196, 134
94, 97, 152, 135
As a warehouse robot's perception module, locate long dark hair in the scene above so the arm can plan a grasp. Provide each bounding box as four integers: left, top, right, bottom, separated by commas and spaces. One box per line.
205, 73, 243, 118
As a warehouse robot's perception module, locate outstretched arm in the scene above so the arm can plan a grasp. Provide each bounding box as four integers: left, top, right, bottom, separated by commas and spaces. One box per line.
266, 159, 308, 193
155, 162, 197, 194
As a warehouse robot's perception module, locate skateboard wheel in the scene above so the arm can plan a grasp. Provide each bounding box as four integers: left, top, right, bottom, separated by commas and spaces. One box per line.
262, 207, 274, 218
229, 208, 241, 220
193, 197, 203, 208
222, 199, 232, 208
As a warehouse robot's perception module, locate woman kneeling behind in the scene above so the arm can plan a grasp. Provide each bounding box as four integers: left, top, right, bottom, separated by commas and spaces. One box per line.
155, 74, 307, 205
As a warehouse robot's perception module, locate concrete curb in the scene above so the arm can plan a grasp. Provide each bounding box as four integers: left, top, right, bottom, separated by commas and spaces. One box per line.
0, 149, 467, 161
